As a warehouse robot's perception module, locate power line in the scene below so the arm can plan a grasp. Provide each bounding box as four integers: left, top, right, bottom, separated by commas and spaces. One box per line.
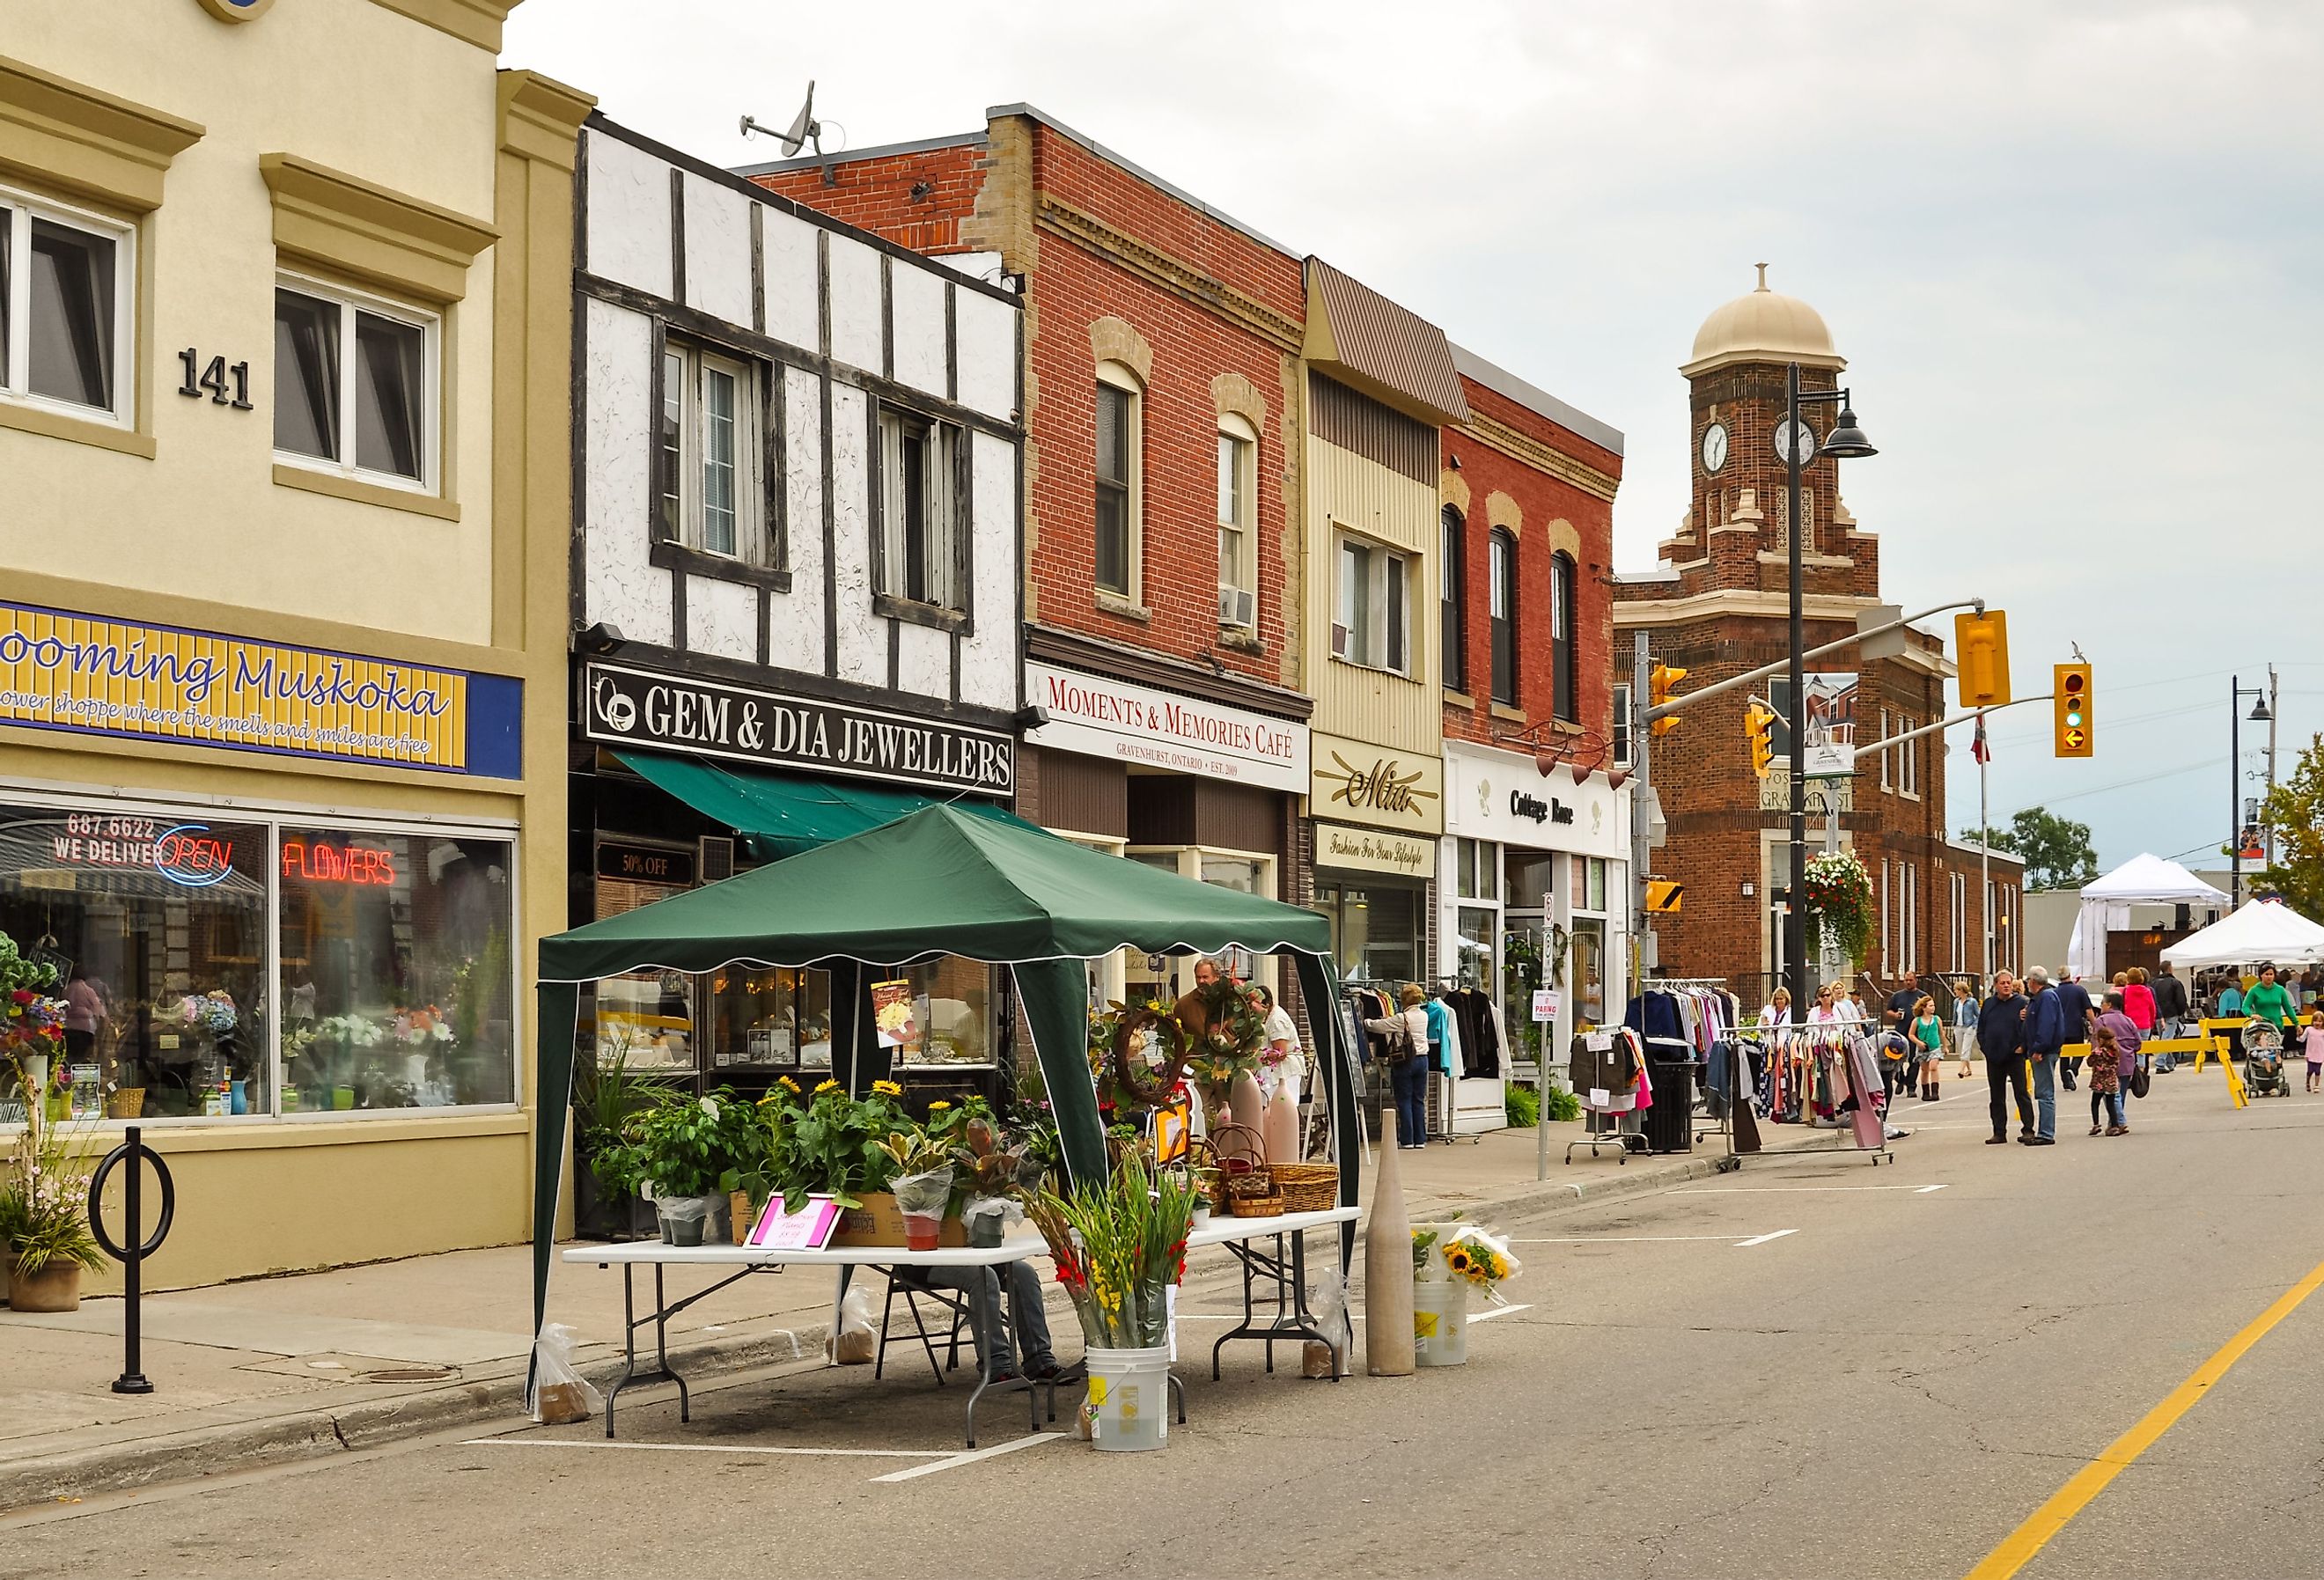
1995, 756, 2213, 819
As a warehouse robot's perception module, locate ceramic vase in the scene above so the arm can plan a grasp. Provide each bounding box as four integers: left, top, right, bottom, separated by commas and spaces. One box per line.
1262, 1083, 1298, 1164
1230, 1070, 1265, 1140
1364, 1108, 1415, 1376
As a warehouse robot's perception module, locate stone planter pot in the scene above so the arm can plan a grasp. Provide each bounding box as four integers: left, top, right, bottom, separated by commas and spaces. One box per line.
7, 1260, 84, 1312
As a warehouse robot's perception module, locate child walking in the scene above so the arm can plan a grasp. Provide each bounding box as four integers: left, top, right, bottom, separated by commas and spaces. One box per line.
2303, 1010, 2324, 1096
1912, 995, 1945, 1100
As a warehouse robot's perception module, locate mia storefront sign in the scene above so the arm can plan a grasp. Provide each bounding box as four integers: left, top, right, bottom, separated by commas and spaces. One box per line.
0, 604, 520, 776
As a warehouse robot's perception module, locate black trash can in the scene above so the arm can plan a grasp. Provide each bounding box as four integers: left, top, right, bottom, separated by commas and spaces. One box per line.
1644, 1057, 1696, 1153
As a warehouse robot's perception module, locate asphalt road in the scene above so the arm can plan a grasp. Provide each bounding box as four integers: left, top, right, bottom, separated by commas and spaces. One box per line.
7, 1065, 2322, 1580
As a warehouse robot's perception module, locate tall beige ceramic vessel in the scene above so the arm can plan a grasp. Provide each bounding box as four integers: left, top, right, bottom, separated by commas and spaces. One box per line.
1364, 1108, 1414, 1376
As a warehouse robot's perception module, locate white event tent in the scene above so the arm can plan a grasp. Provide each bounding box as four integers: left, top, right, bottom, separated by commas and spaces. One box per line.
2161, 899, 2324, 971
2065, 855, 2232, 981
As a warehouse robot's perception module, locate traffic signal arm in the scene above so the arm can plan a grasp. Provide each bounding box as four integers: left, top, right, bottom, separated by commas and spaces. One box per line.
1641, 597, 1988, 723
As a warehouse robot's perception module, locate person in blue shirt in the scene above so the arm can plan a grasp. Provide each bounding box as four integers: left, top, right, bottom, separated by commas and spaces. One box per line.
2019, 966, 2066, 1143
1977, 972, 2034, 1143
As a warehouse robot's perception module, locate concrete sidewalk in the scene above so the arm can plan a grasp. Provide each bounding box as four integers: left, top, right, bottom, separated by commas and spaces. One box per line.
0, 1112, 1845, 1510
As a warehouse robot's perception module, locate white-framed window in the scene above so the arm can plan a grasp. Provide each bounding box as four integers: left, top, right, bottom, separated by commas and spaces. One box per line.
1489, 528, 1519, 706
1216, 414, 1257, 628
877, 404, 961, 609
1899, 717, 1919, 798
0, 184, 134, 427
1332, 532, 1411, 675
1878, 708, 1893, 791
658, 341, 765, 560
1611, 682, 1633, 768
275, 274, 438, 490
1951, 871, 1966, 972
1094, 362, 1142, 599
1904, 863, 1917, 974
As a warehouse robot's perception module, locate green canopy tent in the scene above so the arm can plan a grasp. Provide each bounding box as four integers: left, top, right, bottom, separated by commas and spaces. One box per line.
531, 803, 1361, 1345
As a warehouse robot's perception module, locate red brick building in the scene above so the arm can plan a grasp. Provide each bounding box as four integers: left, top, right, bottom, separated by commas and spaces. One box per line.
1433, 348, 1634, 1079
1614, 270, 2022, 1009
750, 107, 1316, 1008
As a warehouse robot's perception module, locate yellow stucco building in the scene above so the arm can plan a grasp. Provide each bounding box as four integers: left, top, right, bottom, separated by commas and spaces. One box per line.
0, 0, 589, 1289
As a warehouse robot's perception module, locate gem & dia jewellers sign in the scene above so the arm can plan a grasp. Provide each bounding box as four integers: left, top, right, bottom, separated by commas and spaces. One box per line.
1307, 731, 1443, 835
583, 661, 1013, 796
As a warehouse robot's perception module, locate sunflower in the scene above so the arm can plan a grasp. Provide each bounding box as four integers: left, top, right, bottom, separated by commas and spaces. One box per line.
814, 1078, 842, 1094
1445, 1246, 1474, 1275
872, 1078, 904, 1098
776, 1075, 800, 1092
927, 1099, 952, 1112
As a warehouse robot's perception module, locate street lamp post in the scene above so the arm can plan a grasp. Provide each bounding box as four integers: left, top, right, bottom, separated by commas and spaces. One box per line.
2230, 676, 2271, 909
1780, 364, 1876, 1025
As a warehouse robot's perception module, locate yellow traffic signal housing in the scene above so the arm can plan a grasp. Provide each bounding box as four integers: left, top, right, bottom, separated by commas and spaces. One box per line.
1650, 663, 1688, 738
1955, 611, 2012, 708
2055, 663, 2092, 757
1744, 702, 1776, 778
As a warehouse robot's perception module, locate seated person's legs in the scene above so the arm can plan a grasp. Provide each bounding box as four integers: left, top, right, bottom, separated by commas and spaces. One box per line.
1004, 1260, 1058, 1378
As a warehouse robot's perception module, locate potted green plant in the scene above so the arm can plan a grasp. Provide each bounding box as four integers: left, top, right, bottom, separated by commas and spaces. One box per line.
571, 1042, 663, 1239
606, 1091, 753, 1246
0, 1069, 107, 1312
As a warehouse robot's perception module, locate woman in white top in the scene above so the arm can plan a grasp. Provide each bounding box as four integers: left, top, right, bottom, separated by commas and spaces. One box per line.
1834, 986, 1865, 1025
1757, 987, 1793, 1030
1364, 984, 1434, 1149
1807, 984, 1844, 1025
1249, 983, 1305, 1100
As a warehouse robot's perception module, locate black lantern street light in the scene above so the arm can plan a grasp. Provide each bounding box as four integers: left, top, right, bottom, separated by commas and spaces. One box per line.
2230, 678, 2270, 909
1780, 365, 1877, 1025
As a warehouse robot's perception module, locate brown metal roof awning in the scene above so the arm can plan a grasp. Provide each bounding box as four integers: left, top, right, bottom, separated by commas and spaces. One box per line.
1303, 258, 1469, 427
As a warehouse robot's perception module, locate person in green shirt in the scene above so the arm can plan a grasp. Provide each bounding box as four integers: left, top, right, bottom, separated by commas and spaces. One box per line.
1911, 995, 1947, 1099
2243, 963, 2298, 1030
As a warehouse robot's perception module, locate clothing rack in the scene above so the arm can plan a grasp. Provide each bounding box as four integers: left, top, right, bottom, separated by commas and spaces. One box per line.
1624, 979, 1739, 1154
1723, 1024, 1894, 1168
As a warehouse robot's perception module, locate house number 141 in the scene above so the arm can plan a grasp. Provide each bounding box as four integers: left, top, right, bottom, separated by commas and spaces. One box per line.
177, 349, 254, 409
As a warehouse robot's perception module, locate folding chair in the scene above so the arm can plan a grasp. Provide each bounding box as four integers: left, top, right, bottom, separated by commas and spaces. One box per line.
873, 1268, 972, 1385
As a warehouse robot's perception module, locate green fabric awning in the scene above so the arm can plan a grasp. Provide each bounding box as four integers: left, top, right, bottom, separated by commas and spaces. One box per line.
615, 749, 1029, 858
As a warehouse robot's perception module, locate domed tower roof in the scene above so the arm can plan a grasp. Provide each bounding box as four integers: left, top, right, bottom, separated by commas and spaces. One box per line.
1680, 264, 1846, 378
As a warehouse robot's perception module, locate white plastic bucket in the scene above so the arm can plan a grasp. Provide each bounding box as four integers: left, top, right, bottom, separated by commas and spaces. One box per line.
1084, 1344, 1172, 1451
1414, 1279, 1469, 1367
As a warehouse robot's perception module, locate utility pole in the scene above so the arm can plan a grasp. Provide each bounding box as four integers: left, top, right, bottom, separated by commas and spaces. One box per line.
1978, 711, 1992, 981
2267, 664, 2281, 867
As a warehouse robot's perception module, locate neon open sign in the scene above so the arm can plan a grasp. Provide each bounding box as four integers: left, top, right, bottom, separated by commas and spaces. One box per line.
153, 825, 236, 889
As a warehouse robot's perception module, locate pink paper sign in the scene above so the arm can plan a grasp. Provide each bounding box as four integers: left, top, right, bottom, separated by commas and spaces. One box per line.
748, 1194, 842, 1250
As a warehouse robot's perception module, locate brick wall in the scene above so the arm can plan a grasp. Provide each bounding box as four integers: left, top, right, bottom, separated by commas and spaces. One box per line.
1440, 373, 1621, 758
753, 140, 988, 256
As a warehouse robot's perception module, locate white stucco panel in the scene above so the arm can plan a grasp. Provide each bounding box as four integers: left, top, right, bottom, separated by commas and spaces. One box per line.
584, 130, 673, 298
957, 430, 1019, 712
761, 208, 820, 351
896, 620, 950, 701
829, 386, 884, 687
890, 266, 949, 399
826, 235, 885, 375
583, 298, 673, 648
767, 367, 827, 675
682, 173, 754, 328
952, 288, 1017, 421
687, 575, 758, 664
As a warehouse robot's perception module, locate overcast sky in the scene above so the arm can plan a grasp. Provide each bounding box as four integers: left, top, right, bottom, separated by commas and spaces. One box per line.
508, 0, 2323, 875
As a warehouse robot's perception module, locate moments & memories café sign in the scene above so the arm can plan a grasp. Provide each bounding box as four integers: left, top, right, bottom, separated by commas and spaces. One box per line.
584, 662, 1013, 797
0, 603, 519, 776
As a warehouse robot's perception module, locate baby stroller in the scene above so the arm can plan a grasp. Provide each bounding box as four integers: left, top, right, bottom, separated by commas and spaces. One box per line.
2241, 1018, 2290, 1099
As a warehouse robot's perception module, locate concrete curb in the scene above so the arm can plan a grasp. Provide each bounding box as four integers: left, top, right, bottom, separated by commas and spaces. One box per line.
0, 1134, 1856, 1511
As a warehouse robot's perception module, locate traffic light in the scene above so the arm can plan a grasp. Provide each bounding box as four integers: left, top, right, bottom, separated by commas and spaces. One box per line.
1954, 610, 2012, 708
1650, 663, 1687, 737
2054, 663, 2092, 757
1744, 702, 1776, 778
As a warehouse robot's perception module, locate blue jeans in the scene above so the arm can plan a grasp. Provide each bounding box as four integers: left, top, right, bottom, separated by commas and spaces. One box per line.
1391, 1057, 1430, 1145
2029, 1052, 2057, 1138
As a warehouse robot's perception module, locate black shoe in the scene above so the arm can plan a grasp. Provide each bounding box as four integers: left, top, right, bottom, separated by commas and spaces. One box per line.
1026, 1360, 1062, 1382
2029, 1135, 2056, 1146
2017, 1134, 2035, 1144
1985, 1135, 2010, 1144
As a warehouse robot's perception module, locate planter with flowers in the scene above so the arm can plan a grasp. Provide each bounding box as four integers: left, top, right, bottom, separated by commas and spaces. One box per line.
1803, 849, 1876, 971
1410, 1222, 1522, 1368
0, 1065, 106, 1311
2, 929, 65, 1112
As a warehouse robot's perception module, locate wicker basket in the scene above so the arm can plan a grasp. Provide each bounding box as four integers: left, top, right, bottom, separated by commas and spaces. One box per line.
107, 1088, 146, 1120
1228, 1188, 1285, 1218
1268, 1162, 1337, 1214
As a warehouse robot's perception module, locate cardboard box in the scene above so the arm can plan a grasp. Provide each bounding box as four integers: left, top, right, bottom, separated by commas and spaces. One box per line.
827, 1191, 967, 1249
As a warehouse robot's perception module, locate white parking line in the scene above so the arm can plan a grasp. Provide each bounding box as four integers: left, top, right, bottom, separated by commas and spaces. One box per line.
467, 1437, 945, 1459
1916, 1184, 1950, 1194
872, 1430, 1070, 1482
1514, 1233, 1756, 1244
1676, 1184, 1950, 1194
1734, 1230, 1799, 1247
1468, 1303, 1534, 1322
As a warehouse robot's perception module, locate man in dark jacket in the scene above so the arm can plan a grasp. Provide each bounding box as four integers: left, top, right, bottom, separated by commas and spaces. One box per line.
2053, 973, 2095, 1090
2151, 963, 2192, 1072
2020, 966, 2066, 1143
1978, 971, 2034, 1144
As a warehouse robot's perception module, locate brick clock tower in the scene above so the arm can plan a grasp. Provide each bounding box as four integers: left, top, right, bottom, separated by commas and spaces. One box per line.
1614, 268, 2024, 1006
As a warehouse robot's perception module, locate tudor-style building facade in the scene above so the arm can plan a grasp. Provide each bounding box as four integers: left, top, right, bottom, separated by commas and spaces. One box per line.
569, 114, 1025, 1110
1614, 270, 2023, 1005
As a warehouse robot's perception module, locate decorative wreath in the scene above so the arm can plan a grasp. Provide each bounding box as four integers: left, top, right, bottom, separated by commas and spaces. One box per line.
1109, 978, 1269, 1107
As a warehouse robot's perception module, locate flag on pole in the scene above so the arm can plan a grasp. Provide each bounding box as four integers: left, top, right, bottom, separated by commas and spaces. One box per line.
1971, 713, 1990, 766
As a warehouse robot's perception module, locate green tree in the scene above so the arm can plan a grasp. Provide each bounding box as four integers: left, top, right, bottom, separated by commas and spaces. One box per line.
2256, 732, 2324, 923
1959, 806, 2099, 891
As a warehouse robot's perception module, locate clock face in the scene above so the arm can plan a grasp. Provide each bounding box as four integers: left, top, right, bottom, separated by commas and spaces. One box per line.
1774, 419, 1817, 466
1700, 423, 1729, 474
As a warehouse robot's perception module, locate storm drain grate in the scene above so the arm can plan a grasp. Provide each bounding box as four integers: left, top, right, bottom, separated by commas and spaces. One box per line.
358, 1365, 460, 1385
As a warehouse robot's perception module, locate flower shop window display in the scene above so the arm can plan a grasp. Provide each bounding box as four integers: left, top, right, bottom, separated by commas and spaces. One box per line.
0, 931, 107, 1309
277, 827, 517, 1113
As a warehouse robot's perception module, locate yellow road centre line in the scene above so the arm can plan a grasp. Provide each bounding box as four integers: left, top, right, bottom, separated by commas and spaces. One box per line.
1963, 1252, 2324, 1580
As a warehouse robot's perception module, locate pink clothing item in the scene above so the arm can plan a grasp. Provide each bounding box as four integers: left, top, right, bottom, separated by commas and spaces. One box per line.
2123, 981, 2157, 1032
63, 978, 104, 1035
2301, 1026, 2324, 1062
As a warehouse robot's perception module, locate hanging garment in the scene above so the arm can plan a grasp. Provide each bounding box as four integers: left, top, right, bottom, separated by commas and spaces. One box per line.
1569, 1031, 1640, 1113
1453, 989, 1503, 1078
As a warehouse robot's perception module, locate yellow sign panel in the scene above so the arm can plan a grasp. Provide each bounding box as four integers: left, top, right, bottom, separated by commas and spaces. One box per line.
1309, 731, 1444, 835
1645, 880, 1684, 914
0, 603, 514, 775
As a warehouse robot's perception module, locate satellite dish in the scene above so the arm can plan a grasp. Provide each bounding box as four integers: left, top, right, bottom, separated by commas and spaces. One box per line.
739, 82, 821, 158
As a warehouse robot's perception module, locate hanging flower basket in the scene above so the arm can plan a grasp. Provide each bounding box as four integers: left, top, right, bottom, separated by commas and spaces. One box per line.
1803, 850, 1876, 967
